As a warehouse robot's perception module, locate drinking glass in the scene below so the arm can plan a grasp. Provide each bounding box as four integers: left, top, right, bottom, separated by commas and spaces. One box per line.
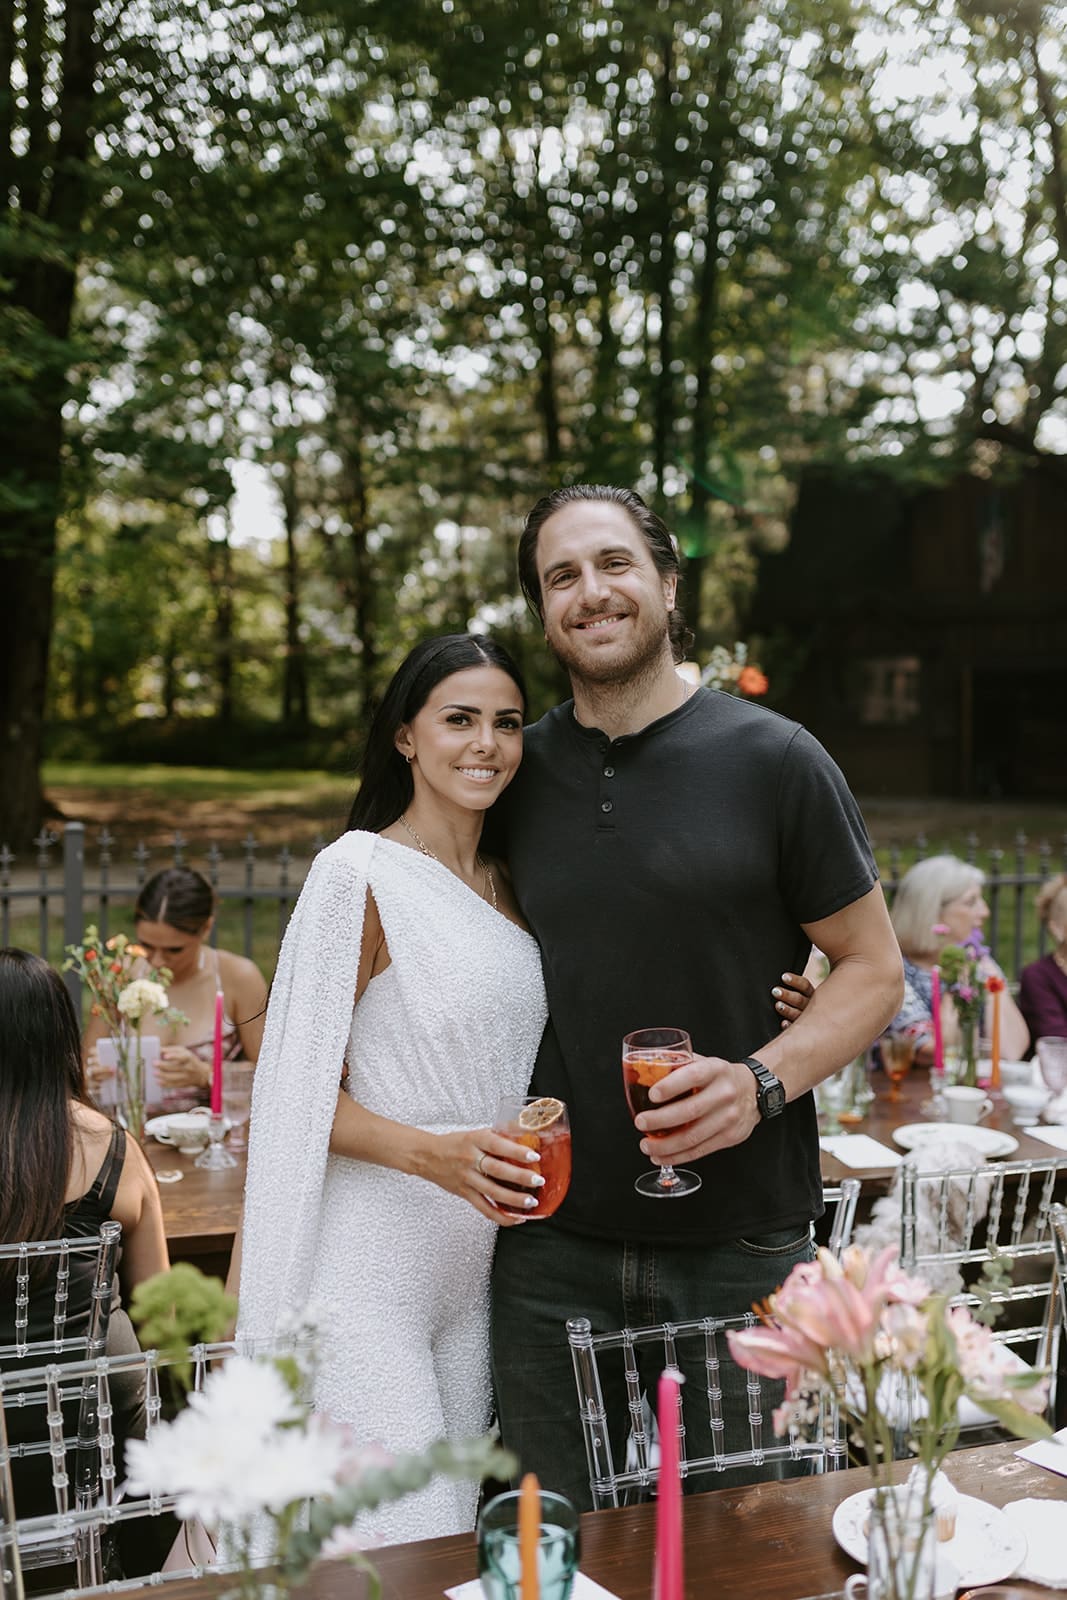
816, 1066, 854, 1134
880, 1033, 915, 1103
222, 1061, 254, 1151
494, 1096, 571, 1219
477, 1488, 579, 1600
1036, 1037, 1067, 1098
622, 1027, 702, 1198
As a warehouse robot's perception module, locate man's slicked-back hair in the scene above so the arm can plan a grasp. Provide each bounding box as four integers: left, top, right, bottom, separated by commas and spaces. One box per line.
517, 484, 692, 663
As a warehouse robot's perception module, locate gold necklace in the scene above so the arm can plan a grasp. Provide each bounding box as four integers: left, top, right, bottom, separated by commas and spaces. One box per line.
398, 815, 498, 913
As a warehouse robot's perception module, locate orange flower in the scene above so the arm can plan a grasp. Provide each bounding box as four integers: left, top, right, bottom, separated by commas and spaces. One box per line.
110, 961, 123, 974
90, 1003, 101, 1016
738, 666, 769, 696
985, 974, 1006, 994
129, 944, 146, 958
85, 949, 98, 962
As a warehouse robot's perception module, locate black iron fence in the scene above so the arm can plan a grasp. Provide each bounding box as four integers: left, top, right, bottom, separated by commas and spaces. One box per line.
0, 822, 320, 1009
2, 821, 1066, 1008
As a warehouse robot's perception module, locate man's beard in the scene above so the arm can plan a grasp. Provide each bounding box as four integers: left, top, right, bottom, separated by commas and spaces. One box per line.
546, 607, 671, 689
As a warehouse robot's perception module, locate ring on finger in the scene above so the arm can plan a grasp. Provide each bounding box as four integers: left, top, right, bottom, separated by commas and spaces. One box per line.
476, 1152, 488, 1178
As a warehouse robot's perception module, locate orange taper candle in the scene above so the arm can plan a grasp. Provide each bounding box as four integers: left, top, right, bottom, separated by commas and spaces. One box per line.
518, 1471, 540, 1600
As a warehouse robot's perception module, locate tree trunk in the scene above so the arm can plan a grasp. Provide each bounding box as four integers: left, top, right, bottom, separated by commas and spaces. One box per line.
280, 458, 310, 730
651, 30, 677, 498
344, 434, 378, 719
161, 625, 178, 720
686, 17, 732, 653
210, 520, 236, 724
0, 0, 98, 848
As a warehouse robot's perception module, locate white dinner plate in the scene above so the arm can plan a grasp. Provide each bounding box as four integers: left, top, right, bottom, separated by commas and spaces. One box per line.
832, 1489, 1027, 1586
891, 1122, 1019, 1158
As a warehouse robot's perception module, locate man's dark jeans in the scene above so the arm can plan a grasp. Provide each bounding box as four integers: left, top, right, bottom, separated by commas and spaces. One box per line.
490, 1218, 814, 1511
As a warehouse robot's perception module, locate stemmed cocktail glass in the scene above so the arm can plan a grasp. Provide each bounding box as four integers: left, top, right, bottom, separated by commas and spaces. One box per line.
622, 1028, 701, 1198
880, 1032, 914, 1103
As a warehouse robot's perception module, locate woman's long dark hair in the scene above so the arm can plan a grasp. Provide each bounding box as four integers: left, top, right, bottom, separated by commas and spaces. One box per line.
347, 634, 527, 834
135, 866, 215, 933
0, 949, 88, 1258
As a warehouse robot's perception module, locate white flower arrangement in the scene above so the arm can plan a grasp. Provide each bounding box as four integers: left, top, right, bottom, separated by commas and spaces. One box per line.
117, 977, 172, 1023
125, 1346, 513, 1600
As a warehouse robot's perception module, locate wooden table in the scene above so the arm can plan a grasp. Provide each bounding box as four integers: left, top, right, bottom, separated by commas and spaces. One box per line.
147, 1071, 1062, 1280
148, 1140, 245, 1280
114, 1441, 1066, 1600
819, 1071, 1063, 1187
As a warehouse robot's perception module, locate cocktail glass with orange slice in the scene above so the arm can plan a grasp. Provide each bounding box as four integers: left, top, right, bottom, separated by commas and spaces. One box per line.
622, 1027, 702, 1198
493, 1095, 572, 1219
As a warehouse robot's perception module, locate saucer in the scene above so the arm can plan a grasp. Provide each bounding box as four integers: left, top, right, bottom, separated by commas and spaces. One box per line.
832, 1489, 1026, 1586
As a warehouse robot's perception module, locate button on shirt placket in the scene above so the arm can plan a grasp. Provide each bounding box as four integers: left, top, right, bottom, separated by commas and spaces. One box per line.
598, 743, 616, 830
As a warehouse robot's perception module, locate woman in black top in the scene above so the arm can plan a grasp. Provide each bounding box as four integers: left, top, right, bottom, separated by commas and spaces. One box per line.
0, 949, 169, 1567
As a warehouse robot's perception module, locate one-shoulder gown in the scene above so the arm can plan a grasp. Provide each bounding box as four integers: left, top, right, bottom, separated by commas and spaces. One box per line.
238, 831, 547, 1544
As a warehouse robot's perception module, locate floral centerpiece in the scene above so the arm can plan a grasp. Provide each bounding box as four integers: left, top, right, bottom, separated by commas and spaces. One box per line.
728, 1245, 1050, 1600
126, 1270, 513, 1600
934, 923, 987, 1087
700, 641, 769, 697
65, 925, 185, 1138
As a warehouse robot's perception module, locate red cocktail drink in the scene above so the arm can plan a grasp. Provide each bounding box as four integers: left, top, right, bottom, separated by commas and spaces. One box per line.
495, 1096, 572, 1219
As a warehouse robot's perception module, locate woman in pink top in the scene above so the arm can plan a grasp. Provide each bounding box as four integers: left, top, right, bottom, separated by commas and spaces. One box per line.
84, 866, 267, 1112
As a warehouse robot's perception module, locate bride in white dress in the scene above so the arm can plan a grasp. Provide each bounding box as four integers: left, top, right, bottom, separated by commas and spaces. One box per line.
236, 635, 548, 1544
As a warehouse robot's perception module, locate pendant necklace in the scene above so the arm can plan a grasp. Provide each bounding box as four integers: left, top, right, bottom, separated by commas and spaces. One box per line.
398, 815, 498, 913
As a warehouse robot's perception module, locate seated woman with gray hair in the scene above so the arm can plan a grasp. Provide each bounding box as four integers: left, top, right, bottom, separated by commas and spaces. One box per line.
887, 854, 1029, 1067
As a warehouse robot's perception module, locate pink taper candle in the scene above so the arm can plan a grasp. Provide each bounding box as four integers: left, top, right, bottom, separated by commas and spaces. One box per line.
210, 989, 224, 1115
654, 1368, 684, 1600
930, 966, 943, 1075
990, 982, 1002, 1090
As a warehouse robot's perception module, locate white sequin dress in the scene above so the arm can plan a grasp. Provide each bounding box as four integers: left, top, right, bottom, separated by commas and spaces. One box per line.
238, 831, 547, 1544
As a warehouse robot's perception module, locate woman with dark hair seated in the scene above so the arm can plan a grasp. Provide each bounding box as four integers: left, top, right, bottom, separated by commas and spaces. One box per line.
84, 866, 268, 1112
1019, 874, 1067, 1048
0, 948, 170, 1573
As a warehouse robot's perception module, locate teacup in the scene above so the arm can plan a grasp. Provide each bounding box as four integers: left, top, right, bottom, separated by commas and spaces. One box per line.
164, 1111, 211, 1155
997, 1060, 1035, 1088
942, 1086, 993, 1125
1002, 1084, 1051, 1126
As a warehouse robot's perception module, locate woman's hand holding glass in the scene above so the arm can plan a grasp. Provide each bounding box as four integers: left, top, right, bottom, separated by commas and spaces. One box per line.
426, 1127, 545, 1226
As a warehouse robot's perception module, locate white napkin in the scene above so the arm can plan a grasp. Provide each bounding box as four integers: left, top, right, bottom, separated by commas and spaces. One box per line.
1016, 1424, 1067, 1476
1002, 1498, 1067, 1587
1022, 1123, 1067, 1151
446, 1576, 620, 1600
820, 1134, 903, 1169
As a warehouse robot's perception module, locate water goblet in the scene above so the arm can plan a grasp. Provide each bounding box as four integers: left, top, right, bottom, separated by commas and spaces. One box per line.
622, 1027, 702, 1198
477, 1488, 580, 1600
880, 1032, 915, 1103
1035, 1037, 1067, 1099
222, 1061, 254, 1151
815, 1067, 853, 1134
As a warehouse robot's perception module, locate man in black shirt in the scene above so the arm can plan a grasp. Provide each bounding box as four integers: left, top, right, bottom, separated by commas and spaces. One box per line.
490, 484, 903, 1506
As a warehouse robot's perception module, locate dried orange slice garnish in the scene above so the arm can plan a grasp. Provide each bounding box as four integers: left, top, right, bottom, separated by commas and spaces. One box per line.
518, 1096, 565, 1132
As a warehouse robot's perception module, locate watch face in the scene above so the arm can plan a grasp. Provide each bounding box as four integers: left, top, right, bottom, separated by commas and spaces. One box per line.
762, 1080, 787, 1116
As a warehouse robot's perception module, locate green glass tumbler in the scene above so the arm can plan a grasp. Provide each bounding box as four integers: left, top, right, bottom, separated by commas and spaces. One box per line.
477, 1489, 580, 1600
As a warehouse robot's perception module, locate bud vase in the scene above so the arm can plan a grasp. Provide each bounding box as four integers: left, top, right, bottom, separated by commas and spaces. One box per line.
114, 1029, 148, 1143
956, 1012, 979, 1089
845, 1484, 936, 1600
